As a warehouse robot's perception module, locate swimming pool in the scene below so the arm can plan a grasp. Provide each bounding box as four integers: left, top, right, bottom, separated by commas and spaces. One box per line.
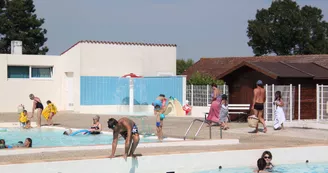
195, 162, 328, 173
0, 127, 159, 147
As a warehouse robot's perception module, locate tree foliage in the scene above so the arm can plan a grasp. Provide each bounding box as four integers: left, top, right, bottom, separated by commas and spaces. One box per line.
0, 0, 48, 54
176, 59, 194, 75
187, 71, 224, 85
247, 0, 328, 56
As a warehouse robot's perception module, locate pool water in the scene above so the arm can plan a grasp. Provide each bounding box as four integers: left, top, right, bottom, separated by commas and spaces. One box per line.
0, 128, 158, 147
195, 162, 328, 173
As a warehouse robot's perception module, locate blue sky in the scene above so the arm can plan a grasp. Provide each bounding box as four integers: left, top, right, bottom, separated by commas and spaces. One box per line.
33, 0, 328, 61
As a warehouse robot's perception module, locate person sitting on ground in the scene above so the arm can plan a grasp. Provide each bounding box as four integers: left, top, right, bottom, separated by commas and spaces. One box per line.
219, 94, 229, 130
24, 138, 32, 148
88, 115, 102, 135
42, 100, 58, 126
24, 120, 32, 129
262, 151, 274, 170
19, 110, 29, 128
107, 117, 140, 159
255, 158, 269, 173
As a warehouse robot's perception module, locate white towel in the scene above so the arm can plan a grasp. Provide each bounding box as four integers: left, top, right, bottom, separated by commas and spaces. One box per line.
273, 104, 286, 129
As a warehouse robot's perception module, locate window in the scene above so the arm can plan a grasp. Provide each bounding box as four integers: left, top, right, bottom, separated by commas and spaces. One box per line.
7, 66, 29, 78
31, 67, 53, 78
7, 66, 53, 79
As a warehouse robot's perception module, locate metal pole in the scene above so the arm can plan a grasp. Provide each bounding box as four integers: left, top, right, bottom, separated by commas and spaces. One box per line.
298, 84, 301, 121
223, 83, 226, 94
191, 85, 194, 107
265, 84, 268, 121
289, 84, 292, 122
210, 126, 212, 139
272, 84, 275, 121
219, 127, 222, 139
206, 85, 209, 106
316, 84, 319, 122
321, 84, 324, 120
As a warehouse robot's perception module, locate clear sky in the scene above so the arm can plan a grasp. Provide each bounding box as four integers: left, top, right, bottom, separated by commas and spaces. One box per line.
33, 0, 328, 61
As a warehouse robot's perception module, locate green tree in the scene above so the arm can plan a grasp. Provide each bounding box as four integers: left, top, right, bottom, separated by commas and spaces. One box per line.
187, 71, 224, 85
176, 59, 194, 75
0, 0, 48, 54
247, 0, 328, 56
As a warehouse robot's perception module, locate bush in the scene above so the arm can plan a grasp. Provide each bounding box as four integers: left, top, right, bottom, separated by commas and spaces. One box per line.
187, 71, 224, 85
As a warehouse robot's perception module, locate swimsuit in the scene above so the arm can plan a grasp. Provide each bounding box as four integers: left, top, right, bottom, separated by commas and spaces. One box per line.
156, 122, 161, 127
120, 124, 139, 140
254, 102, 264, 111
35, 100, 44, 110
90, 124, 100, 134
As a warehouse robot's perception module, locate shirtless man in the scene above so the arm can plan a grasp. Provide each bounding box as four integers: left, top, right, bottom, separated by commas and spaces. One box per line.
107, 117, 140, 160
252, 80, 267, 133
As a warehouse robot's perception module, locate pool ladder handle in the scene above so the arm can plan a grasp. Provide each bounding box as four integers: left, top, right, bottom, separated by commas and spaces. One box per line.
183, 119, 222, 140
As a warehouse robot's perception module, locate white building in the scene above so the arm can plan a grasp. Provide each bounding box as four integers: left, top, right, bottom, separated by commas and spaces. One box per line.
0, 40, 178, 114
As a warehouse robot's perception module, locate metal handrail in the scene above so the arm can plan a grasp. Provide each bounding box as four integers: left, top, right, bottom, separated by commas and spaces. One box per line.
183, 119, 222, 140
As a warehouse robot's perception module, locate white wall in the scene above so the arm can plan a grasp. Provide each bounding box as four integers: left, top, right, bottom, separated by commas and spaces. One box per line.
1, 146, 328, 173
59, 44, 81, 111
79, 43, 176, 76
0, 54, 65, 112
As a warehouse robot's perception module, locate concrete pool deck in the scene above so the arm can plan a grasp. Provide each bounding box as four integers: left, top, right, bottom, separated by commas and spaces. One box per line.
0, 112, 328, 164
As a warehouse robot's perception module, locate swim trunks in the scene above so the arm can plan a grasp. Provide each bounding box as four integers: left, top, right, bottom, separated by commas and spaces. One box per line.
120, 124, 139, 140
153, 100, 162, 110
156, 122, 161, 127
254, 103, 264, 111
36, 101, 44, 110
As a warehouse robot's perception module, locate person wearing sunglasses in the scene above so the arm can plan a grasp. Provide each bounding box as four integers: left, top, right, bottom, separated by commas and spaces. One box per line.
261, 151, 274, 170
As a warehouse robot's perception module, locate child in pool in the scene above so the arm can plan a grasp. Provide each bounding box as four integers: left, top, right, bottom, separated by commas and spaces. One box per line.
24, 120, 32, 129
19, 110, 28, 127
42, 100, 58, 126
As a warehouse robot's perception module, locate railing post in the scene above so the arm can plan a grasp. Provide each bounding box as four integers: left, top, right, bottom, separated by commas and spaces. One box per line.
223, 83, 226, 94
272, 84, 275, 121
316, 84, 319, 122
206, 85, 209, 106
321, 84, 324, 120
298, 84, 301, 121
265, 84, 268, 122
289, 84, 293, 122
191, 84, 194, 107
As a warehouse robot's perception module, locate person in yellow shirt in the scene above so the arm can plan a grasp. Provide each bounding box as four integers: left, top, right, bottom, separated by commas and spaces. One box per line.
42, 100, 57, 126
19, 110, 28, 127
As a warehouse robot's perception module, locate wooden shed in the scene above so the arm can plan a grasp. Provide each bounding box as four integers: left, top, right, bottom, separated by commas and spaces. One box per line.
183, 55, 328, 120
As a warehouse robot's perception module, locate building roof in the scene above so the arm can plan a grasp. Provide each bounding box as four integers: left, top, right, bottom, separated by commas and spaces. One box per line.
60, 40, 177, 55
217, 61, 328, 79
183, 55, 328, 79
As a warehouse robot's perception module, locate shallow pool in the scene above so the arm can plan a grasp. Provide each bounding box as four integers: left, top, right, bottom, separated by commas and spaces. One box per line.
194, 162, 328, 173
0, 127, 158, 147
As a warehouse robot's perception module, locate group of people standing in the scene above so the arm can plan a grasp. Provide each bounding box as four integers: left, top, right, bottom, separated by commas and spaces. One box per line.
19, 94, 57, 128
206, 80, 286, 133
206, 83, 229, 130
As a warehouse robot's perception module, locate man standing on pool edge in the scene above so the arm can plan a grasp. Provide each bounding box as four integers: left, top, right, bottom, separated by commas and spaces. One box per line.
107, 118, 140, 160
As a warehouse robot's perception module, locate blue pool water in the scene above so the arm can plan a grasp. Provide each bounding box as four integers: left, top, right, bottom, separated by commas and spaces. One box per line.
195, 162, 328, 173
0, 128, 158, 147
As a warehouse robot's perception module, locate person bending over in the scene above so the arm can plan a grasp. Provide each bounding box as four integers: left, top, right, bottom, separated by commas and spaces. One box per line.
107, 118, 140, 160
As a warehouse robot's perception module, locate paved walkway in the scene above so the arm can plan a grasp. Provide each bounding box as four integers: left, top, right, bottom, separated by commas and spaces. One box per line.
0, 112, 328, 164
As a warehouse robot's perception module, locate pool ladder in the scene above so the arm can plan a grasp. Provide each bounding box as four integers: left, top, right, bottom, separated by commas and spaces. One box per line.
183, 119, 222, 140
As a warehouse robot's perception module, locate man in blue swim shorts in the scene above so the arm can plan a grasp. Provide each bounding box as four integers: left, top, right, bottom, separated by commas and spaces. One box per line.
107, 117, 140, 160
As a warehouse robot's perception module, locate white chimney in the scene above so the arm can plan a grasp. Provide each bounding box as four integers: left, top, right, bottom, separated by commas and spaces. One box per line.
11, 40, 22, 55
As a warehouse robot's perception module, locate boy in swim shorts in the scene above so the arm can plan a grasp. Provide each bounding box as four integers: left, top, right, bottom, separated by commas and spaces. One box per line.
153, 94, 166, 142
